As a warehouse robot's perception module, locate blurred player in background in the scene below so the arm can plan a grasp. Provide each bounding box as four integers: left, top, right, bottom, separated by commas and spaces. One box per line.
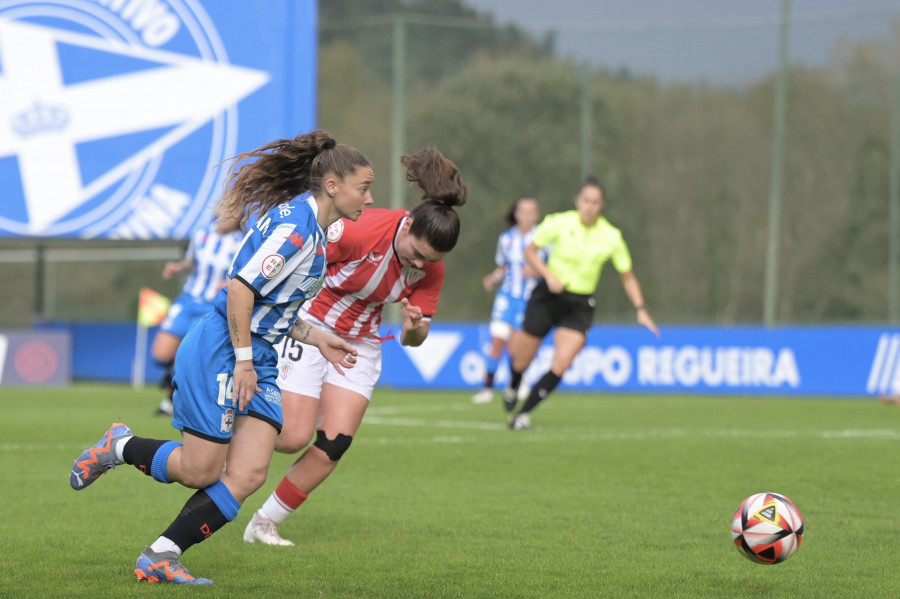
151, 213, 244, 415
504, 176, 660, 430
471, 197, 543, 404
242, 148, 468, 546
69, 131, 370, 585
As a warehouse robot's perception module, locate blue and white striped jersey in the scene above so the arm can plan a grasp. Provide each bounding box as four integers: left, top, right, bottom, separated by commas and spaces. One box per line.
213, 196, 327, 344
182, 222, 245, 303
495, 226, 544, 301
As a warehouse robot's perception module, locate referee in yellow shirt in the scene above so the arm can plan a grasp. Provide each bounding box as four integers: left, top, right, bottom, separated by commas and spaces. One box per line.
505, 176, 659, 430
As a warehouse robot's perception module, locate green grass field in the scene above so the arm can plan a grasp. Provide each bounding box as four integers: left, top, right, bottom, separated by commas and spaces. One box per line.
1, 384, 899, 598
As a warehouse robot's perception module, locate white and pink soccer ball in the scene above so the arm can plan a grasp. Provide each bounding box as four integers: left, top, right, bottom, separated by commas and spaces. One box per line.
731, 492, 804, 564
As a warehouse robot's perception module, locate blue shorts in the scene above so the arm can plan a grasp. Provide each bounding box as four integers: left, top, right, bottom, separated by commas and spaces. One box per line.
171, 311, 282, 443
160, 293, 213, 339
490, 292, 528, 329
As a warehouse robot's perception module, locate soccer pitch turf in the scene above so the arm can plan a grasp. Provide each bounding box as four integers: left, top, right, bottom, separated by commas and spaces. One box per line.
1, 384, 898, 598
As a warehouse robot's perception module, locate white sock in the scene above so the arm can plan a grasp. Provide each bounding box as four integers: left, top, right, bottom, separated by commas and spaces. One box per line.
257, 493, 294, 524
114, 436, 132, 463
150, 536, 182, 557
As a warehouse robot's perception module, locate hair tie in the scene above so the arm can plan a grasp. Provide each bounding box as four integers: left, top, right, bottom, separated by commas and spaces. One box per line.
323, 139, 337, 150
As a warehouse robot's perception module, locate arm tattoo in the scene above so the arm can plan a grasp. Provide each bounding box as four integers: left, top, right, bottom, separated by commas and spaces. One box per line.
228, 314, 240, 343
293, 320, 312, 342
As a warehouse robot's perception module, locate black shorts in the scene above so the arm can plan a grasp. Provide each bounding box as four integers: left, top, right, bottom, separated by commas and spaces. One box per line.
522, 280, 596, 338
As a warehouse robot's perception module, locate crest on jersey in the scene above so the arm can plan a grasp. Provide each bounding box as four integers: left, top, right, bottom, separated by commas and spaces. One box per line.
220, 408, 234, 433
0, 1, 270, 239
280, 363, 293, 380
404, 266, 426, 286
327, 220, 344, 242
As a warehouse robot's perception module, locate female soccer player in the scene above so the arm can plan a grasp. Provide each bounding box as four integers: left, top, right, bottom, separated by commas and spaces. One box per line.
504, 176, 659, 430
68, 131, 372, 585
471, 196, 542, 404
241, 148, 468, 546
151, 213, 244, 415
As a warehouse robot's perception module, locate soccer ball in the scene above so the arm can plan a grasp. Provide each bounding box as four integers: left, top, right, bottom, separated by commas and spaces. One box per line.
731, 492, 804, 564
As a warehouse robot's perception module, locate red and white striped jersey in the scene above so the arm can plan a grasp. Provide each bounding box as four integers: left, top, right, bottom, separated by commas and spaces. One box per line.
304, 208, 445, 341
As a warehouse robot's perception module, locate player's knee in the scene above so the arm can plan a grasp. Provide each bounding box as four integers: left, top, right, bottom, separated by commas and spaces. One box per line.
275, 426, 315, 454
179, 468, 221, 490
312, 429, 353, 462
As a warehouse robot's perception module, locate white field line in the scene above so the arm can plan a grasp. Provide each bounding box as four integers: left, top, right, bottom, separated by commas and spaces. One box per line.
2, 427, 898, 452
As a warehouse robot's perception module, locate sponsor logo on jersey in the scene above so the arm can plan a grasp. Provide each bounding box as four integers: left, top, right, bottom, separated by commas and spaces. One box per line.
366, 251, 384, 264
264, 387, 282, 406
288, 233, 304, 247
261, 254, 285, 279
326, 220, 344, 242
0, 2, 269, 239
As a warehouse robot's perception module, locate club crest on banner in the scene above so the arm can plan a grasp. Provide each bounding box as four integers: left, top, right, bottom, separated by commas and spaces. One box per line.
0, 1, 270, 239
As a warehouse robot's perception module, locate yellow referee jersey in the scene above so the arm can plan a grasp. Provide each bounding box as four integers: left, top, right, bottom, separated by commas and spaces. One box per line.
532, 211, 632, 295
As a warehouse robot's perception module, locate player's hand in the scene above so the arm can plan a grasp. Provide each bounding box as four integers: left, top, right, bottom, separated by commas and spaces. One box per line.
233, 360, 260, 410
482, 272, 499, 292
315, 332, 358, 375
545, 274, 565, 294
637, 309, 660, 338
162, 261, 180, 280
400, 298, 424, 330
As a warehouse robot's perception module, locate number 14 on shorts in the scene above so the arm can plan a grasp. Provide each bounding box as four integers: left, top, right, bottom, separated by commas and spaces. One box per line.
215, 372, 235, 406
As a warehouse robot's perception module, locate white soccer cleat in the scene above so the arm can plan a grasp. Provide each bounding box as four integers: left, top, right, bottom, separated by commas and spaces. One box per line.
509, 412, 531, 431
517, 385, 531, 402
156, 398, 174, 416
471, 388, 494, 404
243, 512, 294, 546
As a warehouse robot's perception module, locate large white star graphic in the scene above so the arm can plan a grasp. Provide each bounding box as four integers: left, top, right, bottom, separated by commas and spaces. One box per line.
0, 18, 269, 233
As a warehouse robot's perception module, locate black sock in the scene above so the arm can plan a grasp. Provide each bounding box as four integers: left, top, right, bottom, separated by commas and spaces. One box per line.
509, 369, 523, 391
519, 371, 562, 414
122, 437, 168, 477
484, 372, 495, 388
156, 362, 174, 391
161, 490, 229, 554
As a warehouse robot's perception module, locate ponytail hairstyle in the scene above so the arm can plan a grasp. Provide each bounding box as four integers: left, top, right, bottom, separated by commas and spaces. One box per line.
402, 149, 468, 253
216, 130, 370, 220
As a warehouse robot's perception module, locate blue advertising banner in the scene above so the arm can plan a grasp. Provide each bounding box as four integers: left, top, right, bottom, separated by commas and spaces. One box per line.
0, 329, 71, 386
380, 324, 899, 397
0, 0, 316, 239
50, 321, 900, 397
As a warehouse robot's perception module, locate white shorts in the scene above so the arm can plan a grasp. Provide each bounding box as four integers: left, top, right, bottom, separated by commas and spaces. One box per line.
274, 314, 382, 401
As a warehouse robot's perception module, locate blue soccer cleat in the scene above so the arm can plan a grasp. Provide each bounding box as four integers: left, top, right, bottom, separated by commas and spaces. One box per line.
135, 546, 213, 585
69, 422, 132, 490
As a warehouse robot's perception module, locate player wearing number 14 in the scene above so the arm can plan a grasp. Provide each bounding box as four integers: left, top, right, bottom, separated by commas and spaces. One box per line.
67, 131, 373, 585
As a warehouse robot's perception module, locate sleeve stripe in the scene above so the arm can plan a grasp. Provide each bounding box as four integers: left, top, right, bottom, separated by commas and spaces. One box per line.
234, 275, 264, 299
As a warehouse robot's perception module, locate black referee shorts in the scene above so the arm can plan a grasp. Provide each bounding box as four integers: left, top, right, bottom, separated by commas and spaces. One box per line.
521, 279, 596, 338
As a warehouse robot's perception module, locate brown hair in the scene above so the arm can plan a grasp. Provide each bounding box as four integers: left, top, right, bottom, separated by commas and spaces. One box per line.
402, 149, 468, 253
216, 130, 370, 219
580, 175, 604, 195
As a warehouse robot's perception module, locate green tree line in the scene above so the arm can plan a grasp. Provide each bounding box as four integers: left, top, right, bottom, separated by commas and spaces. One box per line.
318, 1, 899, 324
